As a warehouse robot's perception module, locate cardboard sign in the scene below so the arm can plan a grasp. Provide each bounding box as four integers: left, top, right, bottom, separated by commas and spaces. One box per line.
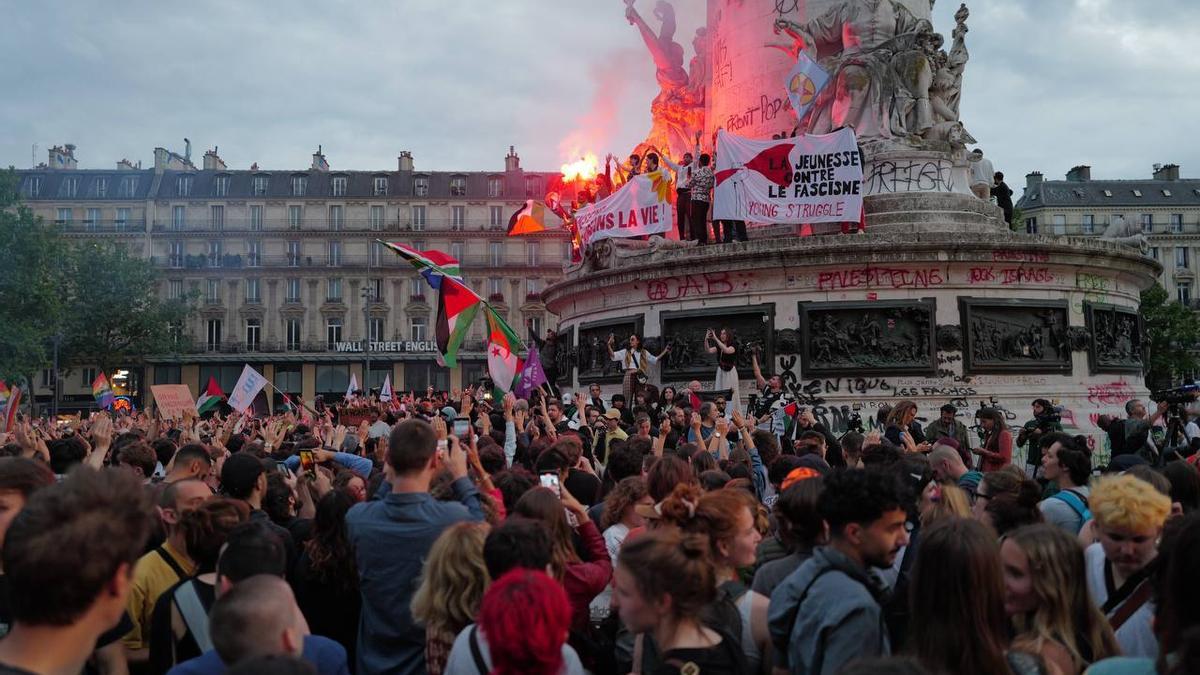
151, 384, 197, 419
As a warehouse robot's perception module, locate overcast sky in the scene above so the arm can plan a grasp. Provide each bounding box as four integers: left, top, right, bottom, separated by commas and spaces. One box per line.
2, 0, 1197, 188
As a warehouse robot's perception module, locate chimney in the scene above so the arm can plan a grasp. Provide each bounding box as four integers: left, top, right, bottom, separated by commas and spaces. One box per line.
1065, 165, 1091, 182
48, 144, 78, 170
153, 147, 169, 172
505, 145, 520, 172
311, 145, 329, 172
397, 151, 413, 172
1153, 163, 1180, 181
203, 146, 226, 171
1025, 171, 1043, 194
116, 159, 136, 171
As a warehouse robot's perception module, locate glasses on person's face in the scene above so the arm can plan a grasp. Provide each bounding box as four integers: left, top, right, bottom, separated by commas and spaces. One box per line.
716, 399, 725, 406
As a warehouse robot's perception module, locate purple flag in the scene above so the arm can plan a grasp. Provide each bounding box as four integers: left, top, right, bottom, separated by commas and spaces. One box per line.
514, 344, 549, 399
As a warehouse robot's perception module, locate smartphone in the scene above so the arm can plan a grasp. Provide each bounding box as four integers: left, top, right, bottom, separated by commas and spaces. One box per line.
437, 438, 448, 460
453, 418, 470, 437
298, 450, 316, 480
539, 473, 561, 498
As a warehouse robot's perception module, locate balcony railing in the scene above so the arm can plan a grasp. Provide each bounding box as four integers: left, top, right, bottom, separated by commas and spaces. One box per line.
148, 218, 558, 235
57, 220, 147, 234
152, 253, 565, 271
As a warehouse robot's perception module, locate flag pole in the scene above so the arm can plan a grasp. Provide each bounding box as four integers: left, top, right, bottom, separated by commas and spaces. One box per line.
260, 377, 319, 417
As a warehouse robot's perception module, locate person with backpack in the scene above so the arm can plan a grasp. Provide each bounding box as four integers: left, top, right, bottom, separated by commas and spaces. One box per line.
1038, 434, 1094, 535
1084, 474, 1172, 658
655, 484, 771, 673
767, 468, 910, 675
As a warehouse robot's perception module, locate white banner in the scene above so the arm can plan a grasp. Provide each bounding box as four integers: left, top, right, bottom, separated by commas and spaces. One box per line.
713, 128, 863, 224
227, 365, 269, 413
576, 170, 674, 247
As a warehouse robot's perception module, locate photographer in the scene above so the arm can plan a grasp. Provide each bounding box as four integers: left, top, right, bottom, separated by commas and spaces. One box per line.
1016, 399, 1062, 477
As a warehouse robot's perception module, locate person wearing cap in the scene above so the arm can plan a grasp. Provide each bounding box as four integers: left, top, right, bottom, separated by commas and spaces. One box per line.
220, 454, 297, 570
592, 410, 629, 467
922, 404, 971, 454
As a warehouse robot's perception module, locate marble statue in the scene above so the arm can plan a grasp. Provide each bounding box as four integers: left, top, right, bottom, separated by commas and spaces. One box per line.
1100, 215, 1150, 253
625, 0, 706, 160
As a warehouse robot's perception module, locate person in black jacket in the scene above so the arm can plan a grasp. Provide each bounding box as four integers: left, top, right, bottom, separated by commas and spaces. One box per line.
992, 172, 1014, 224
527, 319, 560, 397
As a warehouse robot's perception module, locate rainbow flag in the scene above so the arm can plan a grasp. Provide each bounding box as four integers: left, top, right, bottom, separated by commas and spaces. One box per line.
0, 381, 21, 432
92, 372, 114, 410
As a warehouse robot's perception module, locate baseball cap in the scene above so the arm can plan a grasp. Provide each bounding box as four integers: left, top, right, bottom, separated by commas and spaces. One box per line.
221, 453, 265, 499
604, 409, 621, 420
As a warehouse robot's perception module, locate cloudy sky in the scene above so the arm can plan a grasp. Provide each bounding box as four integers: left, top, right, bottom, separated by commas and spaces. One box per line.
2, 0, 1197, 187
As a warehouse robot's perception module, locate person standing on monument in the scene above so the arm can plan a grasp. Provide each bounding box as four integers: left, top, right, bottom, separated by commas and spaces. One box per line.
992, 171, 1014, 224
689, 144, 715, 245
659, 142, 696, 240
705, 328, 741, 416
969, 149, 995, 200
607, 333, 670, 406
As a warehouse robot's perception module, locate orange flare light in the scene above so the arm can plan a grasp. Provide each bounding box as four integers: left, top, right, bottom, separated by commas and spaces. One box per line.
560, 153, 600, 183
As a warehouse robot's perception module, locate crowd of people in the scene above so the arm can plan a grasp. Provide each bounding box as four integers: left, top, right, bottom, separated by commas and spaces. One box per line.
0, 366, 1199, 675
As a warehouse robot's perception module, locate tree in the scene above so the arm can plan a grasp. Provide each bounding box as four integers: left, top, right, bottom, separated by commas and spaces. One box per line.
1009, 206, 1023, 233
1140, 283, 1200, 390
0, 169, 66, 384
60, 241, 194, 375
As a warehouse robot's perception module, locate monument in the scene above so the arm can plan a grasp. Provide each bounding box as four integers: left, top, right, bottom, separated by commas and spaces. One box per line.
545, 0, 1160, 464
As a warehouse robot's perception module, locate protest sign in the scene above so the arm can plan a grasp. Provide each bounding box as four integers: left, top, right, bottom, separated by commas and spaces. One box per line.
576, 170, 674, 247
227, 365, 269, 413
713, 127, 863, 224
150, 384, 197, 419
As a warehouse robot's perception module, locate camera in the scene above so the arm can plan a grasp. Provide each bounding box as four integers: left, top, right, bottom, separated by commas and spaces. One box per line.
1151, 384, 1200, 406
845, 412, 865, 435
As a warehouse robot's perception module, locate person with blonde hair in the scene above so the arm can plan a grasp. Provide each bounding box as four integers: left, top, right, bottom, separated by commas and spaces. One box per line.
1084, 474, 1172, 658
918, 480, 971, 528
884, 401, 930, 454
1002, 524, 1120, 674
410, 521, 491, 675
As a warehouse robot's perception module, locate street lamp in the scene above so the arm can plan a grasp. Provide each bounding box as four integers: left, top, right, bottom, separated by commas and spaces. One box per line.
361, 284, 373, 395
51, 333, 62, 418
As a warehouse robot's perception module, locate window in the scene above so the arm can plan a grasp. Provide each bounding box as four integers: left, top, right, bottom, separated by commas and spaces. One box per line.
410, 316, 427, 341
56, 208, 73, 225
119, 176, 139, 197
367, 277, 383, 300
285, 319, 302, 351
370, 240, 384, 267
288, 205, 302, 229
331, 176, 347, 197
1172, 213, 1184, 233
291, 175, 308, 197
246, 319, 261, 350
488, 176, 503, 198
528, 316, 542, 336
1024, 217, 1037, 234
404, 363, 448, 393
210, 205, 225, 230
450, 241, 464, 263
409, 278, 425, 300
167, 279, 183, 300
154, 365, 182, 385
172, 205, 185, 230
206, 279, 220, 302
115, 208, 130, 231
412, 205, 426, 229
411, 240, 425, 252
450, 177, 466, 197
369, 317, 385, 342
315, 365, 350, 393
252, 175, 269, 196
250, 205, 264, 231
525, 176, 543, 197
213, 175, 229, 197
1140, 213, 1152, 232
168, 241, 184, 268
527, 242, 540, 266
1164, 189, 1173, 197
1178, 283, 1192, 305
25, 176, 41, 198
208, 241, 223, 266
373, 176, 388, 196
1150, 247, 1160, 261
206, 319, 223, 351
327, 278, 343, 301
286, 278, 301, 302
414, 177, 429, 196
451, 205, 465, 228
95, 178, 107, 198
1176, 247, 1190, 269
59, 176, 78, 198
287, 240, 301, 267
370, 205, 384, 230
326, 318, 343, 348
1052, 214, 1065, 235
85, 208, 101, 230
490, 206, 503, 227
176, 175, 193, 197
327, 241, 342, 266
489, 241, 503, 267
245, 277, 261, 302
488, 277, 503, 297
328, 205, 344, 231
274, 366, 302, 398
1133, 189, 1143, 198
81, 368, 97, 387
40, 369, 52, 389
1082, 214, 1095, 234
527, 278, 541, 296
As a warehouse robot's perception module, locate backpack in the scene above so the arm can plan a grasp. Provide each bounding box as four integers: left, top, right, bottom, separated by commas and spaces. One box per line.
1050, 489, 1092, 525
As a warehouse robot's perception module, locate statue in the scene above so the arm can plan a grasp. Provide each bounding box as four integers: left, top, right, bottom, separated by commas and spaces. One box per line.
1100, 215, 1150, 253
625, 0, 706, 160
772, 1, 973, 150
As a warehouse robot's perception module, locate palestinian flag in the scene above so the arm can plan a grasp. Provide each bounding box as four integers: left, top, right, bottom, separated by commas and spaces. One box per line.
196, 376, 224, 416
380, 241, 462, 291
435, 276, 483, 368
507, 200, 562, 236
486, 305, 524, 394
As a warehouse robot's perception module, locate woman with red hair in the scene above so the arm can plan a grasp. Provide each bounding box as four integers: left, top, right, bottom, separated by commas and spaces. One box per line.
446, 568, 584, 675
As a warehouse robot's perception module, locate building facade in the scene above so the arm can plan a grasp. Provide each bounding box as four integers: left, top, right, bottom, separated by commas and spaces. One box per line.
1017, 163, 1200, 304
15, 143, 570, 410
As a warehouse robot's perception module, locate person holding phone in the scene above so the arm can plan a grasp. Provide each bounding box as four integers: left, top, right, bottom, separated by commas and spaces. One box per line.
705, 327, 740, 417
606, 333, 670, 408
